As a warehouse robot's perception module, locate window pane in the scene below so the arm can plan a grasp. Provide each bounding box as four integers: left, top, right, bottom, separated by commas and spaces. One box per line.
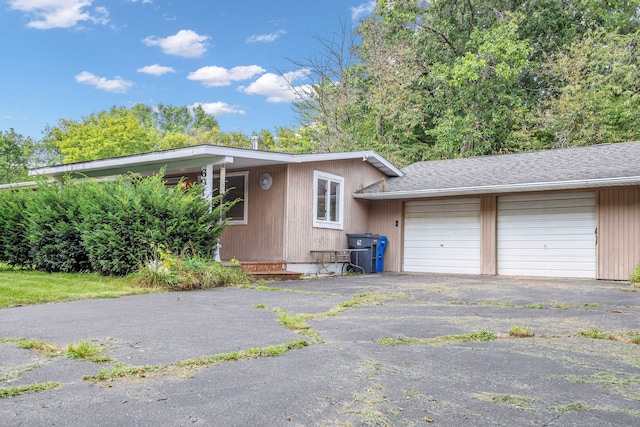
329, 181, 339, 222
226, 175, 245, 221
316, 178, 327, 221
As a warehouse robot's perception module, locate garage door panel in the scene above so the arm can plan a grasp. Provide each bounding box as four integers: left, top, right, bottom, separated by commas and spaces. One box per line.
404, 198, 481, 274
407, 248, 481, 259
498, 248, 596, 258
499, 266, 595, 278
405, 230, 480, 240
498, 230, 596, 239
497, 200, 596, 211
404, 240, 480, 249
498, 192, 596, 278
498, 241, 596, 250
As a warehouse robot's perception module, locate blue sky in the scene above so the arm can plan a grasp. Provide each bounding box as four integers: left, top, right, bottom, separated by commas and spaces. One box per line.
1, 0, 376, 140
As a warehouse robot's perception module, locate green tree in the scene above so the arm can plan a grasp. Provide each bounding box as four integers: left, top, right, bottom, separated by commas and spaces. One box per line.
44, 106, 160, 163
522, 29, 640, 147
192, 105, 219, 132
0, 129, 33, 183
297, 0, 640, 165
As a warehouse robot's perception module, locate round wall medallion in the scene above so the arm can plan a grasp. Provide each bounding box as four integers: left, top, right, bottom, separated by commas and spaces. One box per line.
259, 173, 273, 190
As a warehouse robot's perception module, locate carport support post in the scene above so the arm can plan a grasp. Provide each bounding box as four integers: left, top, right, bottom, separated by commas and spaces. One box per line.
215, 163, 227, 262
203, 163, 223, 262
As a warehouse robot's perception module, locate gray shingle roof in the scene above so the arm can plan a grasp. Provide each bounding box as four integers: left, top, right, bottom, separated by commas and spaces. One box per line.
356, 141, 640, 199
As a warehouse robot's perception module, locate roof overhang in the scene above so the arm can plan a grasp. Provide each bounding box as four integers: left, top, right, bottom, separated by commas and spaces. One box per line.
353, 176, 640, 200
29, 145, 403, 179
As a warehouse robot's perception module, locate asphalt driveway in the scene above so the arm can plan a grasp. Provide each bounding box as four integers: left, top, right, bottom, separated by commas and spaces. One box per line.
1, 273, 639, 426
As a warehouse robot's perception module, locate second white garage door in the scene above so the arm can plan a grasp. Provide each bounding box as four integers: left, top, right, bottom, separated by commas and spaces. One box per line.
497, 192, 596, 278
404, 198, 481, 274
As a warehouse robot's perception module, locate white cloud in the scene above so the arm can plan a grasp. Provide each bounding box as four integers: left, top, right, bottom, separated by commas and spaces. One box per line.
143, 30, 209, 58
240, 69, 314, 103
187, 65, 265, 88
351, 1, 376, 21
129, 0, 152, 3
190, 102, 246, 116
246, 30, 286, 44
8, 0, 109, 29
137, 64, 176, 76
1, 115, 27, 121
75, 71, 133, 93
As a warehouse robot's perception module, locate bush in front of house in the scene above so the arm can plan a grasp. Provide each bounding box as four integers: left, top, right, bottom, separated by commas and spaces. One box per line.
76, 174, 227, 275
25, 180, 91, 272
0, 173, 229, 276
138, 248, 251, 291
0, 188, 33, 268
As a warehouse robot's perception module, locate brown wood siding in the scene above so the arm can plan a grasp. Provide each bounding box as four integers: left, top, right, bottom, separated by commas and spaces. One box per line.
219, 165, 286, 262
597, 187, 640, 280
480, 195, 497, 275
284, 160, 386, 262
367, 200, 403, 272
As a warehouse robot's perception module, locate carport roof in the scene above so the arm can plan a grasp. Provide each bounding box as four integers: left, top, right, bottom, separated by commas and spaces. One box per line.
28, 144, 403, 179
355, 141, 640, 200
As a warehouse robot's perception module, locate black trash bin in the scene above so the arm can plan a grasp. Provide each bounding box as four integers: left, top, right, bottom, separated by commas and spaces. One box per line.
347, 233, 379, 274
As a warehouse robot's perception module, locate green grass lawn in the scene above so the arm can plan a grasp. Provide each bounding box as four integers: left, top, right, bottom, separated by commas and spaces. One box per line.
0, 268, 159, 308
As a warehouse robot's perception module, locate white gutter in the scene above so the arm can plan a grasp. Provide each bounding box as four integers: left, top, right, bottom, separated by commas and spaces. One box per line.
353, 176, 640, 200
0, 180, 53, 190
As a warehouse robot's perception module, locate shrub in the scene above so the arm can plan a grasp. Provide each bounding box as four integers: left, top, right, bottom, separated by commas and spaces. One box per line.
0, 172, 229, 275
138, 251, 251, 291
629, 265, 640, 287
25, 180, 91, 272
77, 173, 228, 275
0, 188, 33, 268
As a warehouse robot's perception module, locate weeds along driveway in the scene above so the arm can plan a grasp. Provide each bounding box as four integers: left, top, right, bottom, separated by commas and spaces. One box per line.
1, 273, 639, 426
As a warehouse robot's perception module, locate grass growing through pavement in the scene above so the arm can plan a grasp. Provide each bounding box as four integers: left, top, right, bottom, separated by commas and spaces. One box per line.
378, 330, 496, 346
509, 325, 535, 338
476, 393, 538, 411
0, 382, 62, 399
0, 268, 157, 308
84, 340, 309, 384
67, 340, 112, 363
578, 328, 615, 340
267, 292, 410, 343
1, 337, 112, 363
0, 338, 64, 357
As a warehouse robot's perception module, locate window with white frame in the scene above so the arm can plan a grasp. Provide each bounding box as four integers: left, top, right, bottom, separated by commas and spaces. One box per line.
214, 171, 248, 225
313, 170, 344, 229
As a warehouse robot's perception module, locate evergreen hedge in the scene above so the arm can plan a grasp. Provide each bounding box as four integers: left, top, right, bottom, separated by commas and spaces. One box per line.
0, 174, 227, 275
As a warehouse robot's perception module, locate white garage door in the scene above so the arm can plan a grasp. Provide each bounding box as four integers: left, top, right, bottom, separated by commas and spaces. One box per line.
404, 198, 481, 274
498, 192, 596, 278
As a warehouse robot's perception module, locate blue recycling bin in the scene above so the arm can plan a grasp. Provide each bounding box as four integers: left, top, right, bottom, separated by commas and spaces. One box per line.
376, 236, 387, 272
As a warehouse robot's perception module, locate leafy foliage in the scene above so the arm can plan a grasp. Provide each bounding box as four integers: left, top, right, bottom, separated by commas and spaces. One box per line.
25, 180, 91, 273
0, 174, 228, 275
138, 249, 251, 291
296, 0, 640, 165
0, 188, 33, 267
0, 129, 33, 184
44, 106, 159, 164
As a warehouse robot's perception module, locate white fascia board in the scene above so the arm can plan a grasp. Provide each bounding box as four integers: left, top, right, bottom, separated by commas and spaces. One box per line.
30, 148, 235, 177
353, 176, 640, 200
295, 151, 404, 177
28, 144, 403, 178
